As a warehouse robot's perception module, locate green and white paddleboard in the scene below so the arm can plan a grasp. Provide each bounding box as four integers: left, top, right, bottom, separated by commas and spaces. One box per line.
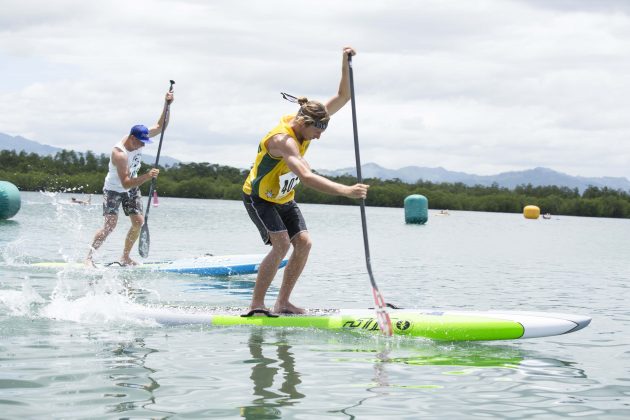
126, 307, 591, 341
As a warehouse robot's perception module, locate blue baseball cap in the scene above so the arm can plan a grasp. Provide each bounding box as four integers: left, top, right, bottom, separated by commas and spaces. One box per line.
130, 125, 152, 144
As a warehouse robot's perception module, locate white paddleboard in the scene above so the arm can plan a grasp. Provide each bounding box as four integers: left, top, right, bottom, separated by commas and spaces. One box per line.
32, 254, 287, 276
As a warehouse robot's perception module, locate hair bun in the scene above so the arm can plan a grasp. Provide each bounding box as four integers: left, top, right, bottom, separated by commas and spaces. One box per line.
297, 97, 309, 106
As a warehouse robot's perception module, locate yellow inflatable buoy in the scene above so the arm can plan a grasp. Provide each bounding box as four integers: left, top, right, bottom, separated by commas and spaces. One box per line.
523, 205, 540, 219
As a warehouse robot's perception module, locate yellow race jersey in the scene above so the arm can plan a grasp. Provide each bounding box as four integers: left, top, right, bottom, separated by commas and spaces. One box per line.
243, 114, 310, 204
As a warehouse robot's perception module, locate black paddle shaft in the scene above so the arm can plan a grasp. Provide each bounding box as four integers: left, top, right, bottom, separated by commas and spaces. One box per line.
143, 80, 175, 221
347, 56, 377, 288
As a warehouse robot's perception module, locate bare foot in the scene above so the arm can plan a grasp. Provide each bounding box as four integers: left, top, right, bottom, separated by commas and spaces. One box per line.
273, 302, 305, 315
84, 258, 96, 268
119, 257, 138, 266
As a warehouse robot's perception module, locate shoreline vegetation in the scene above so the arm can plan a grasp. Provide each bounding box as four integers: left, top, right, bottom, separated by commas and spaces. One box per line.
3, 149, 630, 218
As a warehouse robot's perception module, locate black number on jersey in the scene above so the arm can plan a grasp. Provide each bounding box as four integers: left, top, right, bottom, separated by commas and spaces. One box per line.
280, 178, 296, 195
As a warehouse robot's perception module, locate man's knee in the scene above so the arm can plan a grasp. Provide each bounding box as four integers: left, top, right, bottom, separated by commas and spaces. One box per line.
269, 233, 291, 255
129, 215, 144, 229
104, 216, 118, 232
292, 232, 312, 254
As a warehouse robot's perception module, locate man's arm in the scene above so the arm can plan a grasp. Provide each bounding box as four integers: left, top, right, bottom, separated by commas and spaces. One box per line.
112, 149, 159, 190
269, 135, 368, 199
325, 47, 356, 116
148, 92, 175, 138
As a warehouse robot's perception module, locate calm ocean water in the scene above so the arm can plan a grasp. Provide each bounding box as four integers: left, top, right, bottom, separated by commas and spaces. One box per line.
1, 191, 629, 419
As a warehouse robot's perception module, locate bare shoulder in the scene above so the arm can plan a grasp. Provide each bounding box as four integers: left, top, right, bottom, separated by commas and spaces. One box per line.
111, 146, 126, 158
266, 133, 300, 157
268, 132, 294, 145
110, 147, 128, 167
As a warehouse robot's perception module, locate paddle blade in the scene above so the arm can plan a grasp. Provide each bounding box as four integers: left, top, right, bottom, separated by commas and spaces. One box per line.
138, 223, 150, 258
372, 288, 393, 336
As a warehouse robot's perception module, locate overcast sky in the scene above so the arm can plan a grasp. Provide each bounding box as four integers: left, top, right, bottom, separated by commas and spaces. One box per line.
2, 0, 630, 178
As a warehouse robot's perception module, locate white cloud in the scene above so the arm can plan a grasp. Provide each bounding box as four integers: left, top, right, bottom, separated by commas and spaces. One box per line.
1, 0, 630, 178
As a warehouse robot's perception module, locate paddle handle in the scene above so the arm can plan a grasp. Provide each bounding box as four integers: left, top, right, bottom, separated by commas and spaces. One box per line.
152, 80, 175, 169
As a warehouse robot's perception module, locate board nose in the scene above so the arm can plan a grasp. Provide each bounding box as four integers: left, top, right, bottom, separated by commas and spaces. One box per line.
567, 315, 592, 333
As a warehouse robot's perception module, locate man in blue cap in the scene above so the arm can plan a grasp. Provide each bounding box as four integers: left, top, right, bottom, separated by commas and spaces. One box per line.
86, 91, 174, 266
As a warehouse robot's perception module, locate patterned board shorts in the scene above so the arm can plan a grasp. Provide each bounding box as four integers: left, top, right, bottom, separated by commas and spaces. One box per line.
103, 189, 143, 216
242, 193, 307, 245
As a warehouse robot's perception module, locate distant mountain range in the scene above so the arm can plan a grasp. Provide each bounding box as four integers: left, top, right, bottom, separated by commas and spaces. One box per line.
3, 132, 629, 192
318, 163, 630, 193
0, 132, 181, 167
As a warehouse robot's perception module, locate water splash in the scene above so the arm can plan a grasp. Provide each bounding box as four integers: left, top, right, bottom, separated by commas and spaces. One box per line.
0, 280, 45, 317
0, 272, 162, 327
40, 292, 159, 327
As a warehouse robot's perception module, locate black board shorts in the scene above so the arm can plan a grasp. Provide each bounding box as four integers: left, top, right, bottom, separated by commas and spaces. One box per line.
103, 189, 143, 216
242, 193, 307, 245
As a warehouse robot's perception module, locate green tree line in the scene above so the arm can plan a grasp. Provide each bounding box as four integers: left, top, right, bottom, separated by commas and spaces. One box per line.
2, 149, 630, 218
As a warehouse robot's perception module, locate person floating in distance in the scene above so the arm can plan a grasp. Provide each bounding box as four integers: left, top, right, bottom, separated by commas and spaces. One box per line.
71, 194, 92, 205
85, 91, 174, 267
242, 46, 368, 315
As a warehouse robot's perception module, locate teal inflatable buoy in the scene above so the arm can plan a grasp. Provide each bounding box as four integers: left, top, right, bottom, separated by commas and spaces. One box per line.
0, 181, 21, 220
404, 194, 428, 224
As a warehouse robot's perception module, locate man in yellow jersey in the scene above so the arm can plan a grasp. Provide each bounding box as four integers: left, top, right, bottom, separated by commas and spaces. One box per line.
242, 47, 368, 315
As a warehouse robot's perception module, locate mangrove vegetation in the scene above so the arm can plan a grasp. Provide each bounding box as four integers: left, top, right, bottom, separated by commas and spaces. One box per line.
2, 149, 630, 218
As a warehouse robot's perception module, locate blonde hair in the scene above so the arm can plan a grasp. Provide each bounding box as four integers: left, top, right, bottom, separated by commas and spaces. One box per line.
295, 97, 330, 128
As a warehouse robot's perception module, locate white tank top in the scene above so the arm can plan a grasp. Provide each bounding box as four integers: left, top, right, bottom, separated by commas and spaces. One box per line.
103, 139, 143, 193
